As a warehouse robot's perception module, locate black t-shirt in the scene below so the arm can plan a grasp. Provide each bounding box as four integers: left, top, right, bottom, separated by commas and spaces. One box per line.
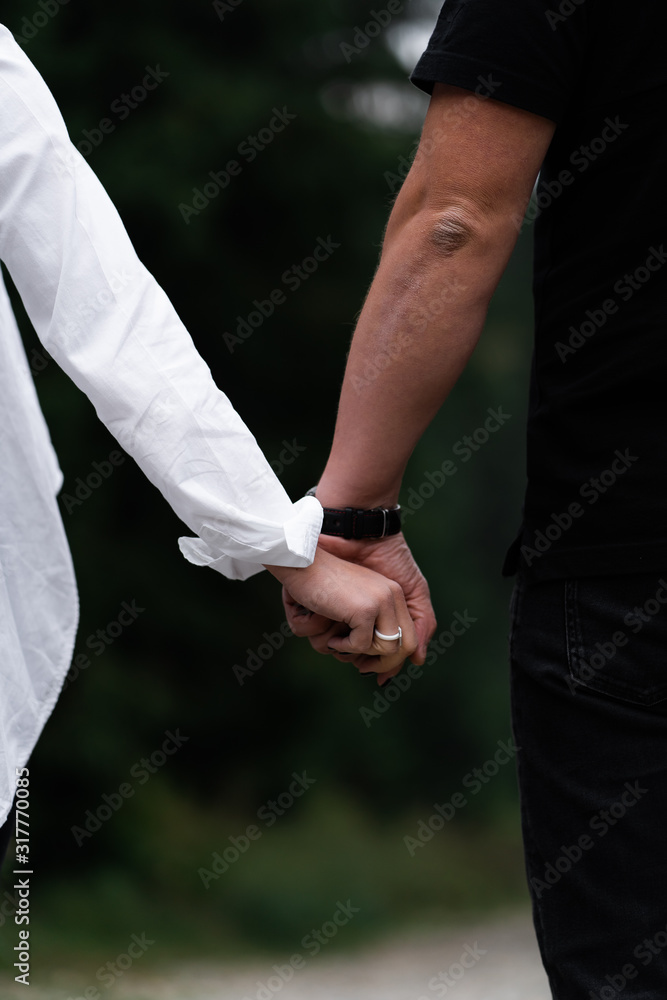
411, 0, 667, 580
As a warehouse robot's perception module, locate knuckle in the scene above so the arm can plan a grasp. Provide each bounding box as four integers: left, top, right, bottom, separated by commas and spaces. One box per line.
359, 600, 379, 624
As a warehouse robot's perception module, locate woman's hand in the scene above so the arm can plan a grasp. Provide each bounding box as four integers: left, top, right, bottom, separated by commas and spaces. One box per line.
265, 546, 418, 679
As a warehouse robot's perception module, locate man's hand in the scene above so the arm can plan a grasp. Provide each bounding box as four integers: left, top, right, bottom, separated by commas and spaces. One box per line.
278, 533, 436, 686
265, 546, 418, 679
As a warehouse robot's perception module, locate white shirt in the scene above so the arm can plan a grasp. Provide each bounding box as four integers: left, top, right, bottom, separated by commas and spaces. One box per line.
0, 25, 322, 827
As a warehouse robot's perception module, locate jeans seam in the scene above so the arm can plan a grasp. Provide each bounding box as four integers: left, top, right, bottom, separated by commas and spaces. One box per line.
509, 575, 550, 967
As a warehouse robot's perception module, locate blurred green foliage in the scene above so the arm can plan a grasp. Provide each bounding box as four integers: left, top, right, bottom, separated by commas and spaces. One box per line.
0, 0, 535, 970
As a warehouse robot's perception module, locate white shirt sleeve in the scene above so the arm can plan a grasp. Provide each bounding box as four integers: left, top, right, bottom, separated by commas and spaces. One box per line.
0, 24, 322, 581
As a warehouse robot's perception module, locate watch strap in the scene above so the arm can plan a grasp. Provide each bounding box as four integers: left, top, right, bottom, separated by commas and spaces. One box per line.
306, 488, 401, 539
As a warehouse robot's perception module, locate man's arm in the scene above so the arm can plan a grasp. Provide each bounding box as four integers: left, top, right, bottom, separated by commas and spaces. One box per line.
319, 83, 555, 506
286, 84, 556, 676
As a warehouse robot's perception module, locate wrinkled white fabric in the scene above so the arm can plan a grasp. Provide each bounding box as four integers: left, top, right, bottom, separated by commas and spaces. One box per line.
0, 25, 322, 826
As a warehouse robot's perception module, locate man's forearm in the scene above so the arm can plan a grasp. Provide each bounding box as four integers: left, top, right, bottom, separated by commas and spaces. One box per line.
316, 198, 518, 508
316, 86, 554, 510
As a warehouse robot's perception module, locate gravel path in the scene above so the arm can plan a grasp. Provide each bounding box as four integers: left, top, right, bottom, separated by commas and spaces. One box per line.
1, 909, 551, 999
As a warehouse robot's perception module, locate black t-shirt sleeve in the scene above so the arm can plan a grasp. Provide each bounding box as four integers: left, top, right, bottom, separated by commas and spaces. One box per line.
410, 0, 591, 123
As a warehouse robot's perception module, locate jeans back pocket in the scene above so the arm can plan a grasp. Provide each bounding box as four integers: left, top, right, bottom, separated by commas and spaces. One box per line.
566, 575, 667, 706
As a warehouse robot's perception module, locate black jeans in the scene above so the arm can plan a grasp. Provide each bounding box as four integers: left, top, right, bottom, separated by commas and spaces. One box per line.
510, 571, 667, 999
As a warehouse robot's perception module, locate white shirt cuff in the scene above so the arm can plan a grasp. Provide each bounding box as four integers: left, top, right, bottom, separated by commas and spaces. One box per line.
177, 494, 323, 581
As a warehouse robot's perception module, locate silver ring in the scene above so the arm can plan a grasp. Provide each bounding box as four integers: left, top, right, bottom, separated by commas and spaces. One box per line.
374, 626, 402, 646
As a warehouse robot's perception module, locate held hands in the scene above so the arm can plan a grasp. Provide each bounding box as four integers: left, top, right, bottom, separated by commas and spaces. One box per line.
268, 534, 437, 686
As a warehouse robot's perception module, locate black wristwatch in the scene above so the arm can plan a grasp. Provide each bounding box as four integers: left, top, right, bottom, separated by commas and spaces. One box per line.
306, 487, 401, 540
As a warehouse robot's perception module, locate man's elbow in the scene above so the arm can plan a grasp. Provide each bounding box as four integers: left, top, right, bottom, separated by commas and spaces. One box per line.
427, 208, 480, 257
379, 191, 523, 303
398, 203, 500, 262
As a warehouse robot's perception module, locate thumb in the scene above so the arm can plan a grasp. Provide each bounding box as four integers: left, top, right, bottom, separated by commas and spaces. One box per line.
412, 610, 436, 665
403, 584, 437, 665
